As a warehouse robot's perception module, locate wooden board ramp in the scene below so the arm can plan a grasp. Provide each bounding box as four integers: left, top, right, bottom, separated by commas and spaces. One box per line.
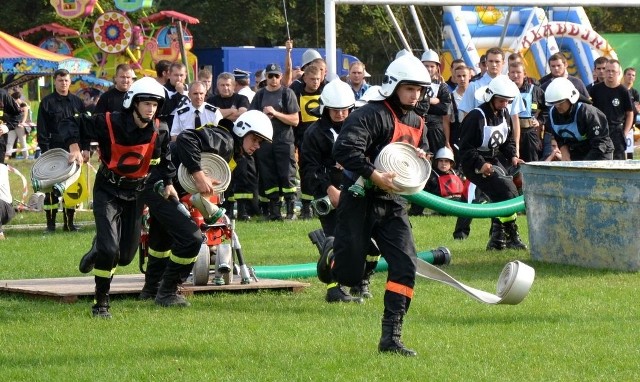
0, 274, 310, 303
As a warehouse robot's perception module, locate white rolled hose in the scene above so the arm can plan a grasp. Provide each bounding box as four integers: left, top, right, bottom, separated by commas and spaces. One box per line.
177, 153, 231, 194
373, 142, 431, 195
416, 259, 535, 305
178, 153, 231, 222
30, 148, 81, 195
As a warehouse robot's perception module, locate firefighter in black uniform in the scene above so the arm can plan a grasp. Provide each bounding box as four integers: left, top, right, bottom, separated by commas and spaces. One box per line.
458, 75, 527, 251
64, 77, 174, 318
138, 111, 272, 306
544, 77, 614, 161
94, 63, 136, 114
37, 69, 86, 232
301, 79, 366, 303
317, 54, 431, 356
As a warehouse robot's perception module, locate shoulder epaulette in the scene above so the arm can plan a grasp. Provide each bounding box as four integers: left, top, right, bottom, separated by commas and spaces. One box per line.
176, 106, 190, 115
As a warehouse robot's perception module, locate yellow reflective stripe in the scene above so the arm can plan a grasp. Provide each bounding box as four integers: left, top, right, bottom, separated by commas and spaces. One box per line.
227, 196, 236, 202
264, 187, 280, 196
258, 196, 269, 203
366, 254, 381, 262
229, 158, 237, 172
149, 158, 160, 166
327, 282, 338, 289
93, 268, 116, 278
170, 253, 196, 265
233, 193, 254, 200
300, 193, 314, 201
281, 187, 297, 194
149, 249, 171, 259
42, 204, 59, 211
498, 214, 517, 223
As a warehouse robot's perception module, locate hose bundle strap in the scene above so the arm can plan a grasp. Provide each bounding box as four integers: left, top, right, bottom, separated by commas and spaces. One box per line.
30, 148, 81, 195
416, 258, 535, 305
373, 142, 431, 195
178, 153, 231, 194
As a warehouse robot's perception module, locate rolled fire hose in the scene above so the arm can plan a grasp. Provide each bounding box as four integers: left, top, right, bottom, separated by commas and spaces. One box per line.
177, 153, 231, 194
30, 148, 81, 195
416, 258, 535, 305
373, 142, 525, 218
373, 142, 431, 195
178, 153, 231, 221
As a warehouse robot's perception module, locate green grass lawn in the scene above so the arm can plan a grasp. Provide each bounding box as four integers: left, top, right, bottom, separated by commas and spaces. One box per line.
1, 159, 640, 381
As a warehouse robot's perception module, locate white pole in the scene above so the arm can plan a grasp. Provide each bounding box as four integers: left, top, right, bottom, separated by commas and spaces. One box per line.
409, 5, 429, 52
385, 5, 412, 53
325, 0, 338, 78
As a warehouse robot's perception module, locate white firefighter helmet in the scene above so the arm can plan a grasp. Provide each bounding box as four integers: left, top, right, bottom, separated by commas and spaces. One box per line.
380, 54, 431, 98
319, 79, 356, 113
355, 85, 384, 107
435, 147, 455, 164
480, 74, 520, 103
122, 76, 165, 110
421, 49, 440, 64
545, 77, 580, 105
301, 49, 322, 68
233, 110, 273, 142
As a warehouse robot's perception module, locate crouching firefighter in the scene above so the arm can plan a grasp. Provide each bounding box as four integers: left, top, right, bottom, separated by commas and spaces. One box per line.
458, 75, 527, 251
62, 77, 174, 318
317, 54, 431, 356
139, 110, 274, 303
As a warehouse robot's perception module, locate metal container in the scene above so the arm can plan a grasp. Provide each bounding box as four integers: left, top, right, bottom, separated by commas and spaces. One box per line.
521, 161, 640, 271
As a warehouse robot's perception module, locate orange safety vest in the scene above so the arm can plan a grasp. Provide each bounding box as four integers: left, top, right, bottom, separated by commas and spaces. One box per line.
102, 112, 157, 179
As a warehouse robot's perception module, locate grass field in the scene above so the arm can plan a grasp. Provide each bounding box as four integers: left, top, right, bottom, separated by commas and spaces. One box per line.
1, 159, 639, 381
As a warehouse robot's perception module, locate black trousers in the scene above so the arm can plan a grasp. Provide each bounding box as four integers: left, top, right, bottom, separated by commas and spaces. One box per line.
255, 127, 297, 199
332, 192, 417, 316
92, 181, 144, 278
143, 187, 202, 260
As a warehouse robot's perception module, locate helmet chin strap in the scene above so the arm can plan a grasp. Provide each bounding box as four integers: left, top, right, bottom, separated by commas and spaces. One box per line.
134, 107, 152, 124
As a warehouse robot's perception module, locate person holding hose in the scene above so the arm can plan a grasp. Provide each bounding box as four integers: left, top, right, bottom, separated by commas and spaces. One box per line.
458, 75, 527, 251
64, 77, 174, 318
317, 54, 431, 356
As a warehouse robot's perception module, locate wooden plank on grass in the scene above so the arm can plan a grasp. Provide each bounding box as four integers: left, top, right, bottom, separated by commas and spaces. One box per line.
0, 274, 310, 303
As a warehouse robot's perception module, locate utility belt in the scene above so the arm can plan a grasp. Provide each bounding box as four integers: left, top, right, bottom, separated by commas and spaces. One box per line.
519, 118, 533, 129
98, 165, 148, 191
609, 123, 624, 131
477, 148, 499, 159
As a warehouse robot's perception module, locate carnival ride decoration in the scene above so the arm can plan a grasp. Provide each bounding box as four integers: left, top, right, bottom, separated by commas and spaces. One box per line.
0, 30, 92, 88
50, 0, 97, 19
30, 1, 199, 81
440, 6, 617, 83
92, 11, 134, 54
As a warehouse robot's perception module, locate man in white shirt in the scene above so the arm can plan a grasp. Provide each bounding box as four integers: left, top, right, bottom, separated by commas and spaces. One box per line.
458, 47, 525, 156
171, 81, 223, 140
234, 69, 255, 103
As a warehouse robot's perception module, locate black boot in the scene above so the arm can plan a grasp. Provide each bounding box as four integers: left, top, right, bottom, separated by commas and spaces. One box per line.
326, 283, 363, 303
350, 277, 373, 299
299, 201, 313, 220
486, 218, 506, 251
236, 200, 251, 221
284, 198, 297, 220
139, 254, 169, 300
504, 220, 528, 250
63, 208, 80, 232
92, 277, 112, 319
308, 229, 326, 254
79, 236, 98, 273
316, 236, 334, 284
268, 199, 282, 221
155, 261, 191, 307
378, 315, 417, 356
44, 209, 56, 233
407, 203, 424, 216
